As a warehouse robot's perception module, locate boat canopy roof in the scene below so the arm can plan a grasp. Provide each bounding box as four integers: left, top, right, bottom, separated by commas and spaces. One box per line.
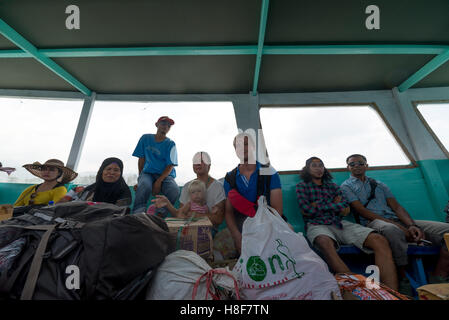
0, 0, 449, 96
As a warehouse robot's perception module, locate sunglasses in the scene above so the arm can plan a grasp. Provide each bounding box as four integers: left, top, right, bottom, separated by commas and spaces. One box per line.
158, 120, 172, 127
348, 161, 366, 167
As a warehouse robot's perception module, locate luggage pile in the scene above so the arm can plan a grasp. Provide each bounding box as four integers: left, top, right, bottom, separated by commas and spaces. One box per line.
0, 198, 405, 300
0, 202, 174, 300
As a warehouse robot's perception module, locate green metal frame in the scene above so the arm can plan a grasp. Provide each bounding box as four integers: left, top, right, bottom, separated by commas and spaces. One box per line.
252, 0, 270, 96
0, 45, 449, 58
0, 45, 447, 59
1, 1, 449, 96
398, 49, 449, 92
0, 18, 91, 96
263, 45, 449, 55
0, 46, 258, 58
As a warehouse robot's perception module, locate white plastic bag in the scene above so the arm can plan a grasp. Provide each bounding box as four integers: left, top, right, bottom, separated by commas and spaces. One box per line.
233, 196, 341, 300
146, 250, 240, 300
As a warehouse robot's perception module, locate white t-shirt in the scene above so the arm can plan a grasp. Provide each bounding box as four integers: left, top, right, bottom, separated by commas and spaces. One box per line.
180, 179, 226, 210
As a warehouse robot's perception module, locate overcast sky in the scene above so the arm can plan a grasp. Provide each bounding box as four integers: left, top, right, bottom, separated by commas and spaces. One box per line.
0, 97, 448, 185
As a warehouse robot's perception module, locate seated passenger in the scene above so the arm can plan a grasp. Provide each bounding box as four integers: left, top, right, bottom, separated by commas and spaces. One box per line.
152, 151, 225, 234
341, 154, 449, 285
132, 116, 180, 216
59, 157, 131, 207
14, 159, 77, 207
296, 157, 398, 290
223, 133, 284, 253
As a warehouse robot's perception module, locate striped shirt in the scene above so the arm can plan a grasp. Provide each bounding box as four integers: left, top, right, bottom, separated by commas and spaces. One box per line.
190, 202, 208, 214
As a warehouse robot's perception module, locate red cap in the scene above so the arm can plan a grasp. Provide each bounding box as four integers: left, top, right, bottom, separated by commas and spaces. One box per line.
156, 116, 175, 125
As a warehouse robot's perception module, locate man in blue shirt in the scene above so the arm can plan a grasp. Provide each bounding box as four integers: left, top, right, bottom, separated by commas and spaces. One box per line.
132, 116, 180, 216
341, 154, 449, 286
223, 132, 283, 253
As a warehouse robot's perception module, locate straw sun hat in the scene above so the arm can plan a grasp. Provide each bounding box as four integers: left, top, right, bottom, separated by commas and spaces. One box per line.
23, 159, 78, 184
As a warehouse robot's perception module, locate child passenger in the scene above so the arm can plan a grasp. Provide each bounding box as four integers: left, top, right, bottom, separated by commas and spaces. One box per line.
148, 179, 208, 218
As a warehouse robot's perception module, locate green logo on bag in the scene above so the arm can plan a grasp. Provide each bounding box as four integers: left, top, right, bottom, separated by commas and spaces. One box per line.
246, 256, 267, 282
275, 239, 305, 279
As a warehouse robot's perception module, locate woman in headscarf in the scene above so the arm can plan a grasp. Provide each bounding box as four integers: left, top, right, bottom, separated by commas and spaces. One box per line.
14, 159, 78, 207
60, 157, 132, 207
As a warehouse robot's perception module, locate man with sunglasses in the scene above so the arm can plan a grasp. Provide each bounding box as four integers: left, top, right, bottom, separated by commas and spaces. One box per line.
341, 154, 449, 288
132, 116, 180, 216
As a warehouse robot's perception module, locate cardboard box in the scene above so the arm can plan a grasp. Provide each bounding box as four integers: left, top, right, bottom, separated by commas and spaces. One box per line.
165, 217, 213, 261
417, 283, 449, 300
0, 204, 13, 221
444, 233, 449, 251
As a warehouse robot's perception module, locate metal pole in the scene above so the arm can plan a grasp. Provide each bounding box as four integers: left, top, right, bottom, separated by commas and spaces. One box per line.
66, 92, 96, 170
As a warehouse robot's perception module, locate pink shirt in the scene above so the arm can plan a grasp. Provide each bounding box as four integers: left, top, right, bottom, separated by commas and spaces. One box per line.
190, 202, 208, 214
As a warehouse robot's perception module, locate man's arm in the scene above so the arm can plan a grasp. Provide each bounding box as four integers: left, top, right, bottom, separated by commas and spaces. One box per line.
138, 157, 145, 174
225, 198, 242, 253
386, 197, 414, 226
270, 188, 283, 216
158, 164, 174, 181
340, 183, 402, 227
386, 197, 424, 241
349, 200, 409, 233
152, 164, 175, 195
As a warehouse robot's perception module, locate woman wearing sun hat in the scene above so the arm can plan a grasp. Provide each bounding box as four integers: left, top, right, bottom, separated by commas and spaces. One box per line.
13, 159, 78, 207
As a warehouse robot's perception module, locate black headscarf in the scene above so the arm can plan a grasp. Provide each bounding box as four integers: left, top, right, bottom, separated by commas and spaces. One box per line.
90, 157, 131, 204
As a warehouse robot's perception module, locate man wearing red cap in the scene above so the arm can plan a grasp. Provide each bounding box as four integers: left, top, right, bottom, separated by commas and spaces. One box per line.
132, 116, 179, 216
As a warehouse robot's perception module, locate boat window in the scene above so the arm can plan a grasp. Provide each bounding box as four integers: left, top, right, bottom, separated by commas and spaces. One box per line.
0, 97, 83, 183
259, 105, 411, 171
74, 101, 238, 185
416, 103, 449, 156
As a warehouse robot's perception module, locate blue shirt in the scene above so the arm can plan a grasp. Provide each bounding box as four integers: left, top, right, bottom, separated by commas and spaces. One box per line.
132, 134, 178, 178
340, 175, 396, 226
223, 162, 281, 202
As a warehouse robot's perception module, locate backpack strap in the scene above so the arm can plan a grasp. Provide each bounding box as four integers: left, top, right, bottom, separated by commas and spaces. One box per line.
353, 178, 378, 225
0, 223, 58, 299
256, 166, 272, 204
366, 178, 378, 205
225, 165, 272, 204
224, 167, 238, 190
226, 165, 276, 224
20, 224, 57, 300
